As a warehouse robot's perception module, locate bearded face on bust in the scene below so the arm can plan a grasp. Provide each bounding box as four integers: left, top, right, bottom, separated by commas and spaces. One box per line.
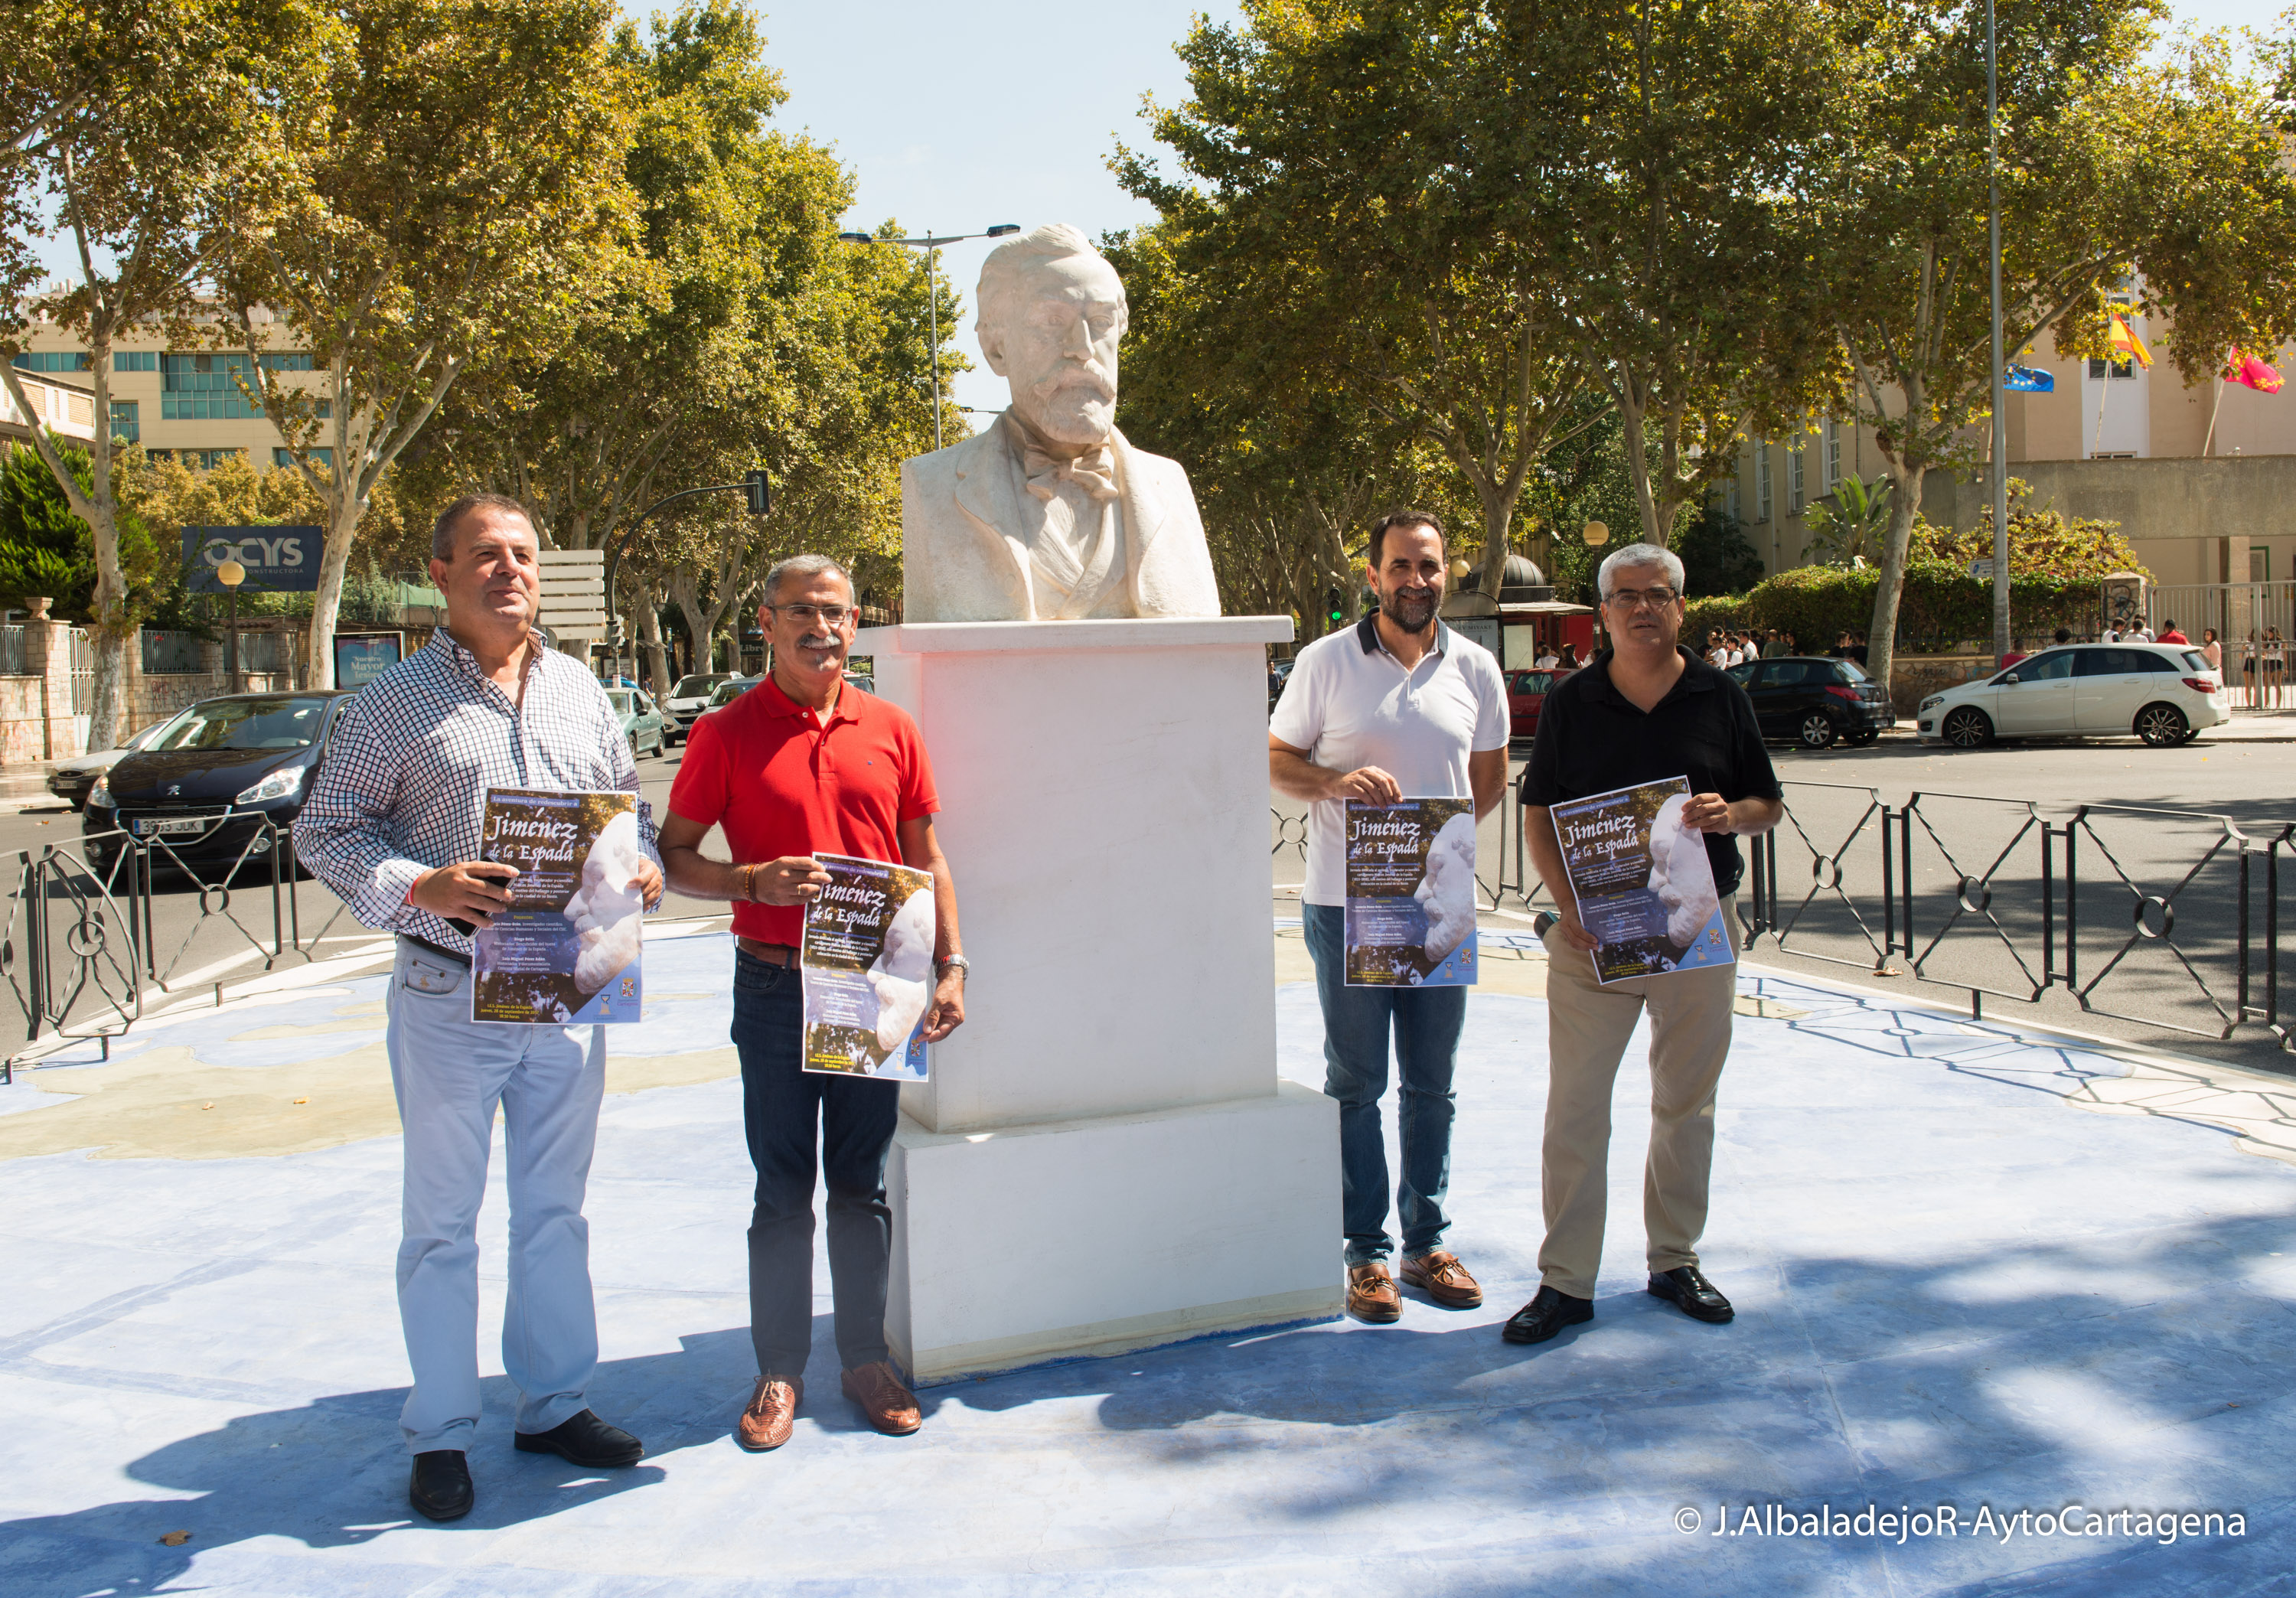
895, 223, 1221, 625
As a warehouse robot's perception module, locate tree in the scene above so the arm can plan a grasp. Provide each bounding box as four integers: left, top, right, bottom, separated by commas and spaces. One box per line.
1118, 2, 1606, 600
216, 0, 640, 686
0, 0, 325, 746
1805, 0, 2296, 690
1800, 474, 1893, 567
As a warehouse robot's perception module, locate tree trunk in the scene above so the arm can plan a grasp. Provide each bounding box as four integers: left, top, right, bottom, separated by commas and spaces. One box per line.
305, 496, 363, 690
1862, 461, 1926, 710
637, 584, 670, 702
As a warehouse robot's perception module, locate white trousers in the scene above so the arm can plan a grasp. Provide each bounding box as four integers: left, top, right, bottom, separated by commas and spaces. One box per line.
384, 938, 606, 1453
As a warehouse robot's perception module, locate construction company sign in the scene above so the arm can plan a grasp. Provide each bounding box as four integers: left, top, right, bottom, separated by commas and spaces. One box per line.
183, 525, 323, 593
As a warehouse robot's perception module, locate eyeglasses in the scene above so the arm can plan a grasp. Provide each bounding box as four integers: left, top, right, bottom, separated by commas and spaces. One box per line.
770, 604, 851, 625
1603, 586, 1679, 610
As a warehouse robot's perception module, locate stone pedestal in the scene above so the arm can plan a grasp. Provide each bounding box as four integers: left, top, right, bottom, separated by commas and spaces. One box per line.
853, 617, 1340, 1381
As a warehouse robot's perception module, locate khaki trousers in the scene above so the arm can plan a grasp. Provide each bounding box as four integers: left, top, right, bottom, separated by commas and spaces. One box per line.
1538, 918, 1737, 1299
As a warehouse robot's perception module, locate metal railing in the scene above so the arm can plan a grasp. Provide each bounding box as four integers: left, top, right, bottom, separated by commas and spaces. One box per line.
0, 624, 24, 676
0, 817, 354, 1081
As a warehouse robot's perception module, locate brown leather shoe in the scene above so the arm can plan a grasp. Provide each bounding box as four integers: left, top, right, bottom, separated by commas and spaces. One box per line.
1346, 1260, 1402, 1323
736, 1375, 803, 1452
1399, 1248, 1484, 1309
840, 1361, 921, 1436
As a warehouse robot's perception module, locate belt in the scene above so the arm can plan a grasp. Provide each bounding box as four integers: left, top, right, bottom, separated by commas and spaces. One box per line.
736, 937, 799, 967
403, 933, 471, 966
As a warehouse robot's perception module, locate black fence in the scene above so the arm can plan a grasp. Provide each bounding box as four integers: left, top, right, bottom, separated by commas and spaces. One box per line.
0, 819, 354, 1081
1274, 780, 2294, 1058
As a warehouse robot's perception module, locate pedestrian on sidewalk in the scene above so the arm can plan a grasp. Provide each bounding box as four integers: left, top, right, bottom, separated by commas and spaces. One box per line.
1508, 541, 1783, 1348
2267, 628, 2286, 710
2157, 620, 2189, 646
2200, 628, 2223, 677
296, 494, 665, 1523
658, 553, 967, 1453
1270, 509, 1511, 1325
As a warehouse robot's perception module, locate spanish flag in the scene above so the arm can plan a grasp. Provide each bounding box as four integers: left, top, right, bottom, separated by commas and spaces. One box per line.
2109, 311, 2153, 369
2227, 347, 2285, 393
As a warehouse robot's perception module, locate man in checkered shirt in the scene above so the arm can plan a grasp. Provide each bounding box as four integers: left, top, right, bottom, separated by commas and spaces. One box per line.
297, 492, 664, 1524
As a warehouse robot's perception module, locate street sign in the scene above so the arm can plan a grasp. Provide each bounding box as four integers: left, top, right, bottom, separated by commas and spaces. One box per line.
1968, 559, 1996, 582
184, 525, 323, 593
539, 548, 608, 641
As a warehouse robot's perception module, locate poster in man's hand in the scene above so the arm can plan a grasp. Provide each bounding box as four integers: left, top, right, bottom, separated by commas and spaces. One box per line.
801, 854, 935, 1080
1549, 777, 1733, 984
470, 789, 647, 1022
1344, 798, 1479, 987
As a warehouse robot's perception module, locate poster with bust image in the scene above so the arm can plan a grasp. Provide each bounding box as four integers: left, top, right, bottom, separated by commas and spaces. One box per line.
1344, 798, 1479, 987
470, 788, 646, 1022
1549, 777, 1733, 984
800, 853, 936, 1080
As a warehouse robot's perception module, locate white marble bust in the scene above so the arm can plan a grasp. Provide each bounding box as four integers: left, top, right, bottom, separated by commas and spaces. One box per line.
899, 223, 1221, 623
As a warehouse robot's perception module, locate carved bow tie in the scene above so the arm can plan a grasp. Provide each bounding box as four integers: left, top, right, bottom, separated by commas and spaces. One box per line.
1022, 443, 1119, 504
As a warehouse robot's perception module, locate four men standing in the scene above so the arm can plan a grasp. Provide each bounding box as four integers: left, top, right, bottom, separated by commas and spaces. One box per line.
308, 496, 1781, 1504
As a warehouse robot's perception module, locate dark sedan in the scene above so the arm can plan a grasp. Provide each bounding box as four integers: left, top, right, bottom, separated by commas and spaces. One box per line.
83, 691, 358, 872
1725, 656, 1893, 748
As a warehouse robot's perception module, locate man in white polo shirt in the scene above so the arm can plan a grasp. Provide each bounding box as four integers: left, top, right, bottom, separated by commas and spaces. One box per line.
1270, 510, 1511, 1324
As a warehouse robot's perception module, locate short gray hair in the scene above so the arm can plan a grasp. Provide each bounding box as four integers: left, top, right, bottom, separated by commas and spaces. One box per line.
762, 553, 853, 605
974, 223, 1128, 344
1597, 542, 1687, 599
431, 492, 533, 561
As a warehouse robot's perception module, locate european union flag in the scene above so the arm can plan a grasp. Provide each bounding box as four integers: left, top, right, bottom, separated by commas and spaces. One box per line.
2003, 365, 2054, 393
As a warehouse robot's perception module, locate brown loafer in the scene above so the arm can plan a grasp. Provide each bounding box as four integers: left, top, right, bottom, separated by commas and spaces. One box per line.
736, 1374, 803, 1452
1345, 1260, 1402, 1323
1399, 1248, 1484, 1309
840, 1361, 921, 1436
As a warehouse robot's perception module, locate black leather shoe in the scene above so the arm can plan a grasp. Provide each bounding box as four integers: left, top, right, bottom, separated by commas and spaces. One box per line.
1648, 1265, 1735, 1323
409, 1450, 473, 1521
514, 1408, 644, 1468
1501, 1286, 1594, 1345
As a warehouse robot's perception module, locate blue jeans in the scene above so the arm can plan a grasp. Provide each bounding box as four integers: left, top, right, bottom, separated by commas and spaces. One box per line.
730, 950, 901, 1378
1303, 903, 1466, 1266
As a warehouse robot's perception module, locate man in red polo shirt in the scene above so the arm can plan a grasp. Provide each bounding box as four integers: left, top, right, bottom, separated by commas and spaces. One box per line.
660, 553, 967, 1453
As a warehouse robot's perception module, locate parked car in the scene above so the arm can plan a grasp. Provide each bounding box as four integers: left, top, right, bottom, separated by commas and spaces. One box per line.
1505, 668, 1556, 741
1724, 656, 1894, 748
83, 691, 358, 871
702, 676, 758, 713
47, 719, 170, 810
1916, 643, 2227, 748
663, 672, 739, 744
1267, 658, 1296, 709
843, 670, 874, 694
606, 685, 668, 759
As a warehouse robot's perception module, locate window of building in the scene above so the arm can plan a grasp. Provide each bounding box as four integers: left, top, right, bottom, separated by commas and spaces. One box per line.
2086, 357, 2136, 381
161, 352, 266, 419
274, 447, 331, 468
109, 400, 139, 442
1725, 472, 1741, 523
1789, 442, 1805, 515
113, 351, 158, 372
315, 400, 331, 419
1825, 419, 1841, 489
11, 351, 91, 373
1756, 446, 1773, 523
178, 448, 245, 471
259, 352, 315, 371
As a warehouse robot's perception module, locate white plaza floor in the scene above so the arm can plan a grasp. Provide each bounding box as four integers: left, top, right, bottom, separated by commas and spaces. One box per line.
2, 927, 2292, 1595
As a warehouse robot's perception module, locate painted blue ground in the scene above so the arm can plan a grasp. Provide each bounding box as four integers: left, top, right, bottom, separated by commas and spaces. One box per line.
2, 941, 2293, 1595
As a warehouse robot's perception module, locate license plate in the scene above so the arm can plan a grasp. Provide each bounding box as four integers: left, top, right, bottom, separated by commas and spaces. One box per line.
134, 817, 210, 837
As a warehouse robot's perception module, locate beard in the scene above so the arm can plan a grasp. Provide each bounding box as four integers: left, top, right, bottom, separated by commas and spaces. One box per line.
1022, 364, 1117, 445
1381, 585, 1441, 632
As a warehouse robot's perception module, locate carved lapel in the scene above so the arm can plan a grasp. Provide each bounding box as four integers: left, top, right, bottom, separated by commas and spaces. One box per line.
950, 426, 1035, 616
1111, 429, 1166, 602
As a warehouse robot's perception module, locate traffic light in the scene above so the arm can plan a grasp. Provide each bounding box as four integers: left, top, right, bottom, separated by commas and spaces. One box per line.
742, 468, 770, 517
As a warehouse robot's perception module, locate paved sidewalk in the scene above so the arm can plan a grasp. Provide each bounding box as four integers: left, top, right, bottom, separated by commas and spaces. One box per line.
2, 929, 2291, 1594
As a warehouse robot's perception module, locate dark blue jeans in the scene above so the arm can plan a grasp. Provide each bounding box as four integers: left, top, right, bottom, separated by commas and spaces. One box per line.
1303, 902, 1466, 1266
730, 950, 901, 1378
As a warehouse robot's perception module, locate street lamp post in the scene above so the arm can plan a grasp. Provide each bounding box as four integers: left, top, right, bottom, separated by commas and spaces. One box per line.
837, 224, 1022, 452
1985, 0, 2011, 663
217, 559, 246, 693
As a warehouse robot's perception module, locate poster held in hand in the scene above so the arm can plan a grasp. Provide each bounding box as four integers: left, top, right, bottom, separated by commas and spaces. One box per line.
801, 853, 935, 1080
1343, 797, 1479, 987
1548, 777, 1733, 984
471, 788, 647, 1022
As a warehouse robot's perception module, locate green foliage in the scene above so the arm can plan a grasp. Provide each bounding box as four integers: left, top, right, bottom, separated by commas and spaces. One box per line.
0, 442, 94, 614
1801, 474, 1891, 567
1912, 483, 2147, 583
1673, 506, 1766, 600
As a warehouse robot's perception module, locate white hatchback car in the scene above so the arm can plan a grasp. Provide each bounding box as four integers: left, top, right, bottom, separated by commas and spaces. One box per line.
1916, 643, 2229, 748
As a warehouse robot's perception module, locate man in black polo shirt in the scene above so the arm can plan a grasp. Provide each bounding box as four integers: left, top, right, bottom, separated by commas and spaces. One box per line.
1505, 543, 1783, 1345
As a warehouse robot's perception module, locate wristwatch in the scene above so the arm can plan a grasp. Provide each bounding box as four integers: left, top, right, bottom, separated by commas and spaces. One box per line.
934, 955, 970, 981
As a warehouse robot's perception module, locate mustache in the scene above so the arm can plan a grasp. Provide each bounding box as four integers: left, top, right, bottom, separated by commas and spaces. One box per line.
1029, 364, 1115, 403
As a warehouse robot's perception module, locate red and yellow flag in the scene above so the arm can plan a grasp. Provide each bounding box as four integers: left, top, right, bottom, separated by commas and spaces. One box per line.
2108, 312, 2153, 369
